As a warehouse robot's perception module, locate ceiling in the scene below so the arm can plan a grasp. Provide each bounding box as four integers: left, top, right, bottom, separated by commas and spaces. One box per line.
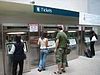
0, 1, 79, 24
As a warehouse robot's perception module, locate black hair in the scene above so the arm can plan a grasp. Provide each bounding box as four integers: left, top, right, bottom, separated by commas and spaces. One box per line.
57, 26, 62, 30
40, 31, 47, 40
15, 35, 21, 43
91, 30, 94, 34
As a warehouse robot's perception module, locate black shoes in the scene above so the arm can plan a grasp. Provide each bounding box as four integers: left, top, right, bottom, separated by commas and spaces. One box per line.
38, 69, 42, 72
54, 69, 66, 74
42, 68, 46, 71
38, 68, 46, 72
54, 71, 62, 74
62, 69, 66, 73
66, 64, 69, 67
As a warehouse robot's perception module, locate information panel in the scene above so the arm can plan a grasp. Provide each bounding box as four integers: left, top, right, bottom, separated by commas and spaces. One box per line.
79, 12, 100, 25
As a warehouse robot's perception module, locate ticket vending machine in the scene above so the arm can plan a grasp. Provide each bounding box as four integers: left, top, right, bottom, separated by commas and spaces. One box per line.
43, 25, 57, 53
39, 25, 57, 66
64, 26, 79, 59
84, 27, 92, 48
66, 26, 78, 50
2, 25, 30, 75
6, 41, 28, 75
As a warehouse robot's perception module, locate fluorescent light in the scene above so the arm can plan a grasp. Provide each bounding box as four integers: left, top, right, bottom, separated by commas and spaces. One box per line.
47, 31, 56, 33
68, 31, 76, 32
7, 32, 26, 34
85, 30, 91, 32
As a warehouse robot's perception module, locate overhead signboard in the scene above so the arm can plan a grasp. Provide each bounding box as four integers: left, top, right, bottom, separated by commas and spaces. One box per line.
33, 5, 79, 17
79, 12, 100, 25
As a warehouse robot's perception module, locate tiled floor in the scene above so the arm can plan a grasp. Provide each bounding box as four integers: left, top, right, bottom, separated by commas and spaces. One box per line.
24, 51, 100, 75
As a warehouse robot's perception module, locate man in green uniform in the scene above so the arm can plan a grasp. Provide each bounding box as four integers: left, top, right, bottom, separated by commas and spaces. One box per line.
54, 26, 68, 74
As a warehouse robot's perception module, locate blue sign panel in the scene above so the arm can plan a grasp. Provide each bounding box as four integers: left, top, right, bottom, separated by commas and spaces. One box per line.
34, 5, 79, 17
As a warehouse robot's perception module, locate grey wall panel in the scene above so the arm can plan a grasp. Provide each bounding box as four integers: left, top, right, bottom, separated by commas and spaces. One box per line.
88, 0, 100, 15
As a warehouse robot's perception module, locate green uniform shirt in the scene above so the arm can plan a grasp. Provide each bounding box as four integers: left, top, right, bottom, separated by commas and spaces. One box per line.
56, 31, 67, 48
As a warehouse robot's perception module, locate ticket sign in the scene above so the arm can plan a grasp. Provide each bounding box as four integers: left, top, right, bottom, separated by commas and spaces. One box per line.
29, 24, 38, 32
34, 5, 79, 17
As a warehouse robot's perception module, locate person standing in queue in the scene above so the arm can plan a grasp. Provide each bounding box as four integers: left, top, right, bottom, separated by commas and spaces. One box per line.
9, 35, 26, 75
37, 31, 49, 72
90, 30, 98, 57
54, 26, 68, 74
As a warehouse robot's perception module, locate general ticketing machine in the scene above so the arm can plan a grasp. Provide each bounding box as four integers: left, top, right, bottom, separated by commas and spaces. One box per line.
66, 26, 78, 49
84, 27, 92, 47
3, 26, 30, 75
6, 41, 28, 75
42, 25, 57, 53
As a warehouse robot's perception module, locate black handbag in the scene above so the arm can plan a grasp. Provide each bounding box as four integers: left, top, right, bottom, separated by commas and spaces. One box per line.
23, 53, 26, 60
67, 48, 71, 54
66, 46, 71, 54
64, 44, 71, 54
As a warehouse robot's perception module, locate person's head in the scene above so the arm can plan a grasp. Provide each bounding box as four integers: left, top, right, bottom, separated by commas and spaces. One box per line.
41, 31, 47, 39
15, 35, 21, 43
57, 26, 63, 31
91, 30, 95, 35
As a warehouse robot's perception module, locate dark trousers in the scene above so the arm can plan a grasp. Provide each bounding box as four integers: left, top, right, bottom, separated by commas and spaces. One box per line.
12, 60, 24, 75
90, 42, 95, 56
66, 59, 68, 67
